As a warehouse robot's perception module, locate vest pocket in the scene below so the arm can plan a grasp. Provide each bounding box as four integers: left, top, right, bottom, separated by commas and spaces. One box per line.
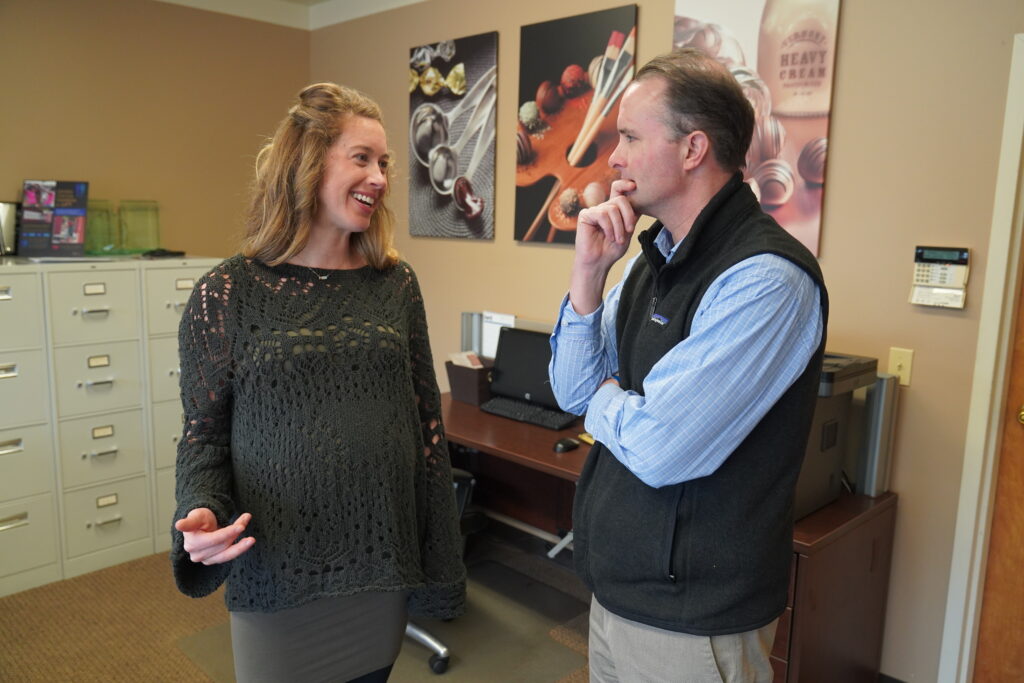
571, 445, 603, 587
661, 485, 685, 582
579, 450, 687, 590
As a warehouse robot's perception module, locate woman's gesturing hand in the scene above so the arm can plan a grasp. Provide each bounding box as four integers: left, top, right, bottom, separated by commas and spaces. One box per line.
175, 508, 255, 565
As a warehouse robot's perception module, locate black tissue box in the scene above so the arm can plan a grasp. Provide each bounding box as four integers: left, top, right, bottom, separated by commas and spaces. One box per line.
445, 360, 493, 406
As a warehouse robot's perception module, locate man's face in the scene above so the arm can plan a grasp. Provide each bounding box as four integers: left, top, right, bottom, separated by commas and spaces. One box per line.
607, 77, 690, 219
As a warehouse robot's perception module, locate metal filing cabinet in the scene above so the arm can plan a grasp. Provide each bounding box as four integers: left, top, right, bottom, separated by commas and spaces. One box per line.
46, 263, 151, 578
143, 262, 215, 552
0, 257, 218, 596
0, 266, 61, 596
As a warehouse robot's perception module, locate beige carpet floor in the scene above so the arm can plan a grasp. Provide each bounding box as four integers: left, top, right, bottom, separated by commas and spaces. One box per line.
0, 552, 228, 682
0, 531, 590, 682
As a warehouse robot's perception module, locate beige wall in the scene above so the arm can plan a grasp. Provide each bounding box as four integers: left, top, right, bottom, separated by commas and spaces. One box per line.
0, 0, 310, 257
4, 0, 1024, 680
311, 1, 1024, 681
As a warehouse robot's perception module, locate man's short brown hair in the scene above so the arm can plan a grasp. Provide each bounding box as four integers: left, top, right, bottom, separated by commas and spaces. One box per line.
636, 48, 754, 171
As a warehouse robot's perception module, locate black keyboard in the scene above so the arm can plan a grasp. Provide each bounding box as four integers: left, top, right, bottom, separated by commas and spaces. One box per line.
479, 396, 578, 431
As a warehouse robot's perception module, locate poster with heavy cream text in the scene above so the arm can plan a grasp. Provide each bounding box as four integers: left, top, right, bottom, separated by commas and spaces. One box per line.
675, 0, 841, 255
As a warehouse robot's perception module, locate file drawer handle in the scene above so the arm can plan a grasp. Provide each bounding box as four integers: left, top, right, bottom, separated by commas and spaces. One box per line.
76, 307, 111, 317
166, 301, 187, 311
82, 447, 118, 460
0, 285, 11, 301
0, 438, 25, 456
87, 514, 123, 529
167, 368, 181, 378
0, 512, 29, 533
0, 363, 17, 380
78, 379, 115, 389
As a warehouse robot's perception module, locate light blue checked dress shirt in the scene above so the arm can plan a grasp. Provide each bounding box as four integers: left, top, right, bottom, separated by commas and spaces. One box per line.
549, 227, 823, 489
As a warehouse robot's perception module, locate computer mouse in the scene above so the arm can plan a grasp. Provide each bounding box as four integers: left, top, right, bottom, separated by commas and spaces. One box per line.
553, 437, 581, 453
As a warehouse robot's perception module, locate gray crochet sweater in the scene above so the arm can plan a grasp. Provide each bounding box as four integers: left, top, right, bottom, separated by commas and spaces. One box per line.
171, 255, 466, 618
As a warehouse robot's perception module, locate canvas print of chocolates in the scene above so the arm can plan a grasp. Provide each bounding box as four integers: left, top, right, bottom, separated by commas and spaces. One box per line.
674, 0, 841, 255
409, 31, 498, 239
515, 5, 638, 244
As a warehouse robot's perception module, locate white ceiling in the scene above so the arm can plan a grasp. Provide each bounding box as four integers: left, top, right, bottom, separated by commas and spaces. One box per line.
153, 0, 427, 30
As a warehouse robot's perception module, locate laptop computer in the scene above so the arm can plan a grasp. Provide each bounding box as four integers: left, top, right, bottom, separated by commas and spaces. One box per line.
480, 326, 577, 430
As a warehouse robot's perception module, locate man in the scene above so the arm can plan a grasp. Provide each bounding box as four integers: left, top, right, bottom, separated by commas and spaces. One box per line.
549, 48, 828, 682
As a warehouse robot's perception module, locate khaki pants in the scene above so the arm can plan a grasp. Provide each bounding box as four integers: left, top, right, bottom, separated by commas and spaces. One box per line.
588, 595, 778, 683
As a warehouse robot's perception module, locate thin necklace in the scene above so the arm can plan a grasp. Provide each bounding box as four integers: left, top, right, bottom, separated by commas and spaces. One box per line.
306, 265, 330, 281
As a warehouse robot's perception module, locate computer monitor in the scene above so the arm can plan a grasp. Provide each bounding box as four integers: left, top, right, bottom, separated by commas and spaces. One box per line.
488, 327, 560, 409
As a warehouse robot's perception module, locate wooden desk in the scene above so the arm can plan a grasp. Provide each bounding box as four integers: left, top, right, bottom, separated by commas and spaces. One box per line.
442, 392, 586, 480
442, 393, 897, 682
442, 392, 582, 534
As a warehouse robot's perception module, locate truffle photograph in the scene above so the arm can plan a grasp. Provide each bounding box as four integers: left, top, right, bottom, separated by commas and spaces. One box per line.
408, 31, 498, 239
514, 5, 637, 244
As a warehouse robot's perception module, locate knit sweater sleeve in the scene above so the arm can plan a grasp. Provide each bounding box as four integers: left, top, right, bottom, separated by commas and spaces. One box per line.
170, 263, 237, 598
402, 265, 467, 619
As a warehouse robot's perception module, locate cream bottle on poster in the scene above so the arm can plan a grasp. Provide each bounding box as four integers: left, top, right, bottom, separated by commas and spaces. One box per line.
757, 0, 839, 117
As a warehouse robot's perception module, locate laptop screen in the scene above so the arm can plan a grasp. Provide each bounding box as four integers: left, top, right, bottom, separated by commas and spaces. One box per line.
488, 327, 560, 409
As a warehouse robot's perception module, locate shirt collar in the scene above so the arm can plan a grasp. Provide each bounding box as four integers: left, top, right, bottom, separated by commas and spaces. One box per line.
654, 226, 682, 260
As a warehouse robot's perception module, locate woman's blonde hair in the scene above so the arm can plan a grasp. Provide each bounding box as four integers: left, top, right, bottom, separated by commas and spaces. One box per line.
240, 83, 399, 269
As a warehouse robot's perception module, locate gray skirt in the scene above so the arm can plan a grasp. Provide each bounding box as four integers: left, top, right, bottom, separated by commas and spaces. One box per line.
230, 590, 410, 682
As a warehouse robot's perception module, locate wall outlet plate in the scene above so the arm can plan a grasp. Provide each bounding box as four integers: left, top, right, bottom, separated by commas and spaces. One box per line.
888, 347, 914, 386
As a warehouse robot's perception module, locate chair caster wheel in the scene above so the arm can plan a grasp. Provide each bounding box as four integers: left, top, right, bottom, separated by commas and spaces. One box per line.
429, 654, 449, 674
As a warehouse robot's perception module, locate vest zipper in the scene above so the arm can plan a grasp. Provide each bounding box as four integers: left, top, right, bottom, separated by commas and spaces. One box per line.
649, 295, 668, 326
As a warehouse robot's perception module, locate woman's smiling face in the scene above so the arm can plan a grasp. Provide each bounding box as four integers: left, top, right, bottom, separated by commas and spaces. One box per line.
314, 115, 390, 234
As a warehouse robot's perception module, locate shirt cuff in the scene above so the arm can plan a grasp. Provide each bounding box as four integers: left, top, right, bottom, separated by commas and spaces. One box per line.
583, 380, 623, 443
556, 293, 603, 336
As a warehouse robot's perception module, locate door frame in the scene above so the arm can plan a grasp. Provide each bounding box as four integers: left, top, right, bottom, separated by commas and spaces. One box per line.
939, 33, 1024, 683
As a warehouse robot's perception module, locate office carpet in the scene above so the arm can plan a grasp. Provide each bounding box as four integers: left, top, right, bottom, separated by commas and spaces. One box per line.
0, 552, 228, 682
0, 531, 590, 682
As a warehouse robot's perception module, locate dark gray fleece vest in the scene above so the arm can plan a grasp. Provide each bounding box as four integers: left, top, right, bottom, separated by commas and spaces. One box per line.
572, 174, 828, 635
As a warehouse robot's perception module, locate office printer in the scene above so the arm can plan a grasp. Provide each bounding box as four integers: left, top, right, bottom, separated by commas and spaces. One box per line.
794, 352, 898, 520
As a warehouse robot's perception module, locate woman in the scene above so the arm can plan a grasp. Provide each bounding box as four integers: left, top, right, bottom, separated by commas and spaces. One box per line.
172, 83, 466, 683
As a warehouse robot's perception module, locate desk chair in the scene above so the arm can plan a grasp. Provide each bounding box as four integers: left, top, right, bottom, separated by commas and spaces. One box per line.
405, 467, 476, 674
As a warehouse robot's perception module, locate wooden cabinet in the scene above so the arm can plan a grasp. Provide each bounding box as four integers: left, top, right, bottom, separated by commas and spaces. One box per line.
774, 492, 897, 682
464, 457, 898, 681
0, 257, 218, 595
